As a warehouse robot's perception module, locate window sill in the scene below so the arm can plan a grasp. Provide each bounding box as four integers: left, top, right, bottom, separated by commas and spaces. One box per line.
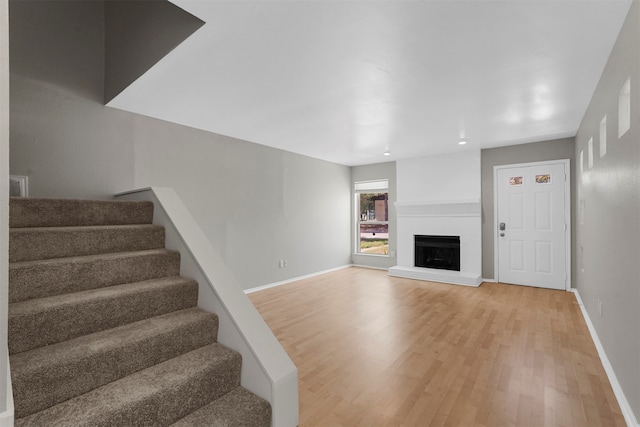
353, 253, 389, 258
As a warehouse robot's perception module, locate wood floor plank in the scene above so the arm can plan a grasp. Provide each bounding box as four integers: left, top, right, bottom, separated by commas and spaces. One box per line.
249, 267, 626, 426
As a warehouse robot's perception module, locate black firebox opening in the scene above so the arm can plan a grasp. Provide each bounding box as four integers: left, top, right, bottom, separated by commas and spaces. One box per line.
414, 235, 460, 271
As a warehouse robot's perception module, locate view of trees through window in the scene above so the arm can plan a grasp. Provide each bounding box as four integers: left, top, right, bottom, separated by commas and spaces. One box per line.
358, 192, 388, 255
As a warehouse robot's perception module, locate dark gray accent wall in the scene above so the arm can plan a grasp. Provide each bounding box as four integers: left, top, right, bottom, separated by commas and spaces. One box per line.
104, 0, 204, 103
351, 162, 397, 269
10, 0, 135, 198
480, 138, 576, 280
574, 0, 640, 420
9, 0, 104, 102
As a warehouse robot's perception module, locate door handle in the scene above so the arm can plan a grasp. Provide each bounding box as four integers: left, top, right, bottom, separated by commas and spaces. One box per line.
500, 233, 505, 237
499, 222, 506, 231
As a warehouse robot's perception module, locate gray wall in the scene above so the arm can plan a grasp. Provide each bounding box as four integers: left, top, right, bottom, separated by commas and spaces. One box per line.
574, 0, 640, 420
1, 0, 9, 415
9, 0, 352, 290
480, 138, 576, 280
351, 162, 397, 269
133, 121, 352, 289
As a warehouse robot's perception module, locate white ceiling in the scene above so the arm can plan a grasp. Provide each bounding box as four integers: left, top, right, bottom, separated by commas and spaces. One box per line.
107, 0, 632, 166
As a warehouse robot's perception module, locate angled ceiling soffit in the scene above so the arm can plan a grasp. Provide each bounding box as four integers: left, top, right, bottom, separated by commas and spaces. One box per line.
104, 0, 204, 103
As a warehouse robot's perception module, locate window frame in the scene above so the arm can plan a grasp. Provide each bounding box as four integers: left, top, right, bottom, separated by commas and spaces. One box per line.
354, 180, 389, 257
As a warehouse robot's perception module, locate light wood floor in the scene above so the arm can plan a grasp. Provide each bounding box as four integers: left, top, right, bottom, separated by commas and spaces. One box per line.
249, 267, 625, 427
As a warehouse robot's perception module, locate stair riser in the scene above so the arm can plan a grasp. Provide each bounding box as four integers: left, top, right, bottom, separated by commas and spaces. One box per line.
12, 311, 219, 419
10, 198, 154, 228
15, 345, 242, 427
9, 279, 198, 354
9, 225, 166, 262
10, 250, 181, 303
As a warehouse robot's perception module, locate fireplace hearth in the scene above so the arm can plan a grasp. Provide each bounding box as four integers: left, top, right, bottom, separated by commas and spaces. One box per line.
414, 235, 460, 271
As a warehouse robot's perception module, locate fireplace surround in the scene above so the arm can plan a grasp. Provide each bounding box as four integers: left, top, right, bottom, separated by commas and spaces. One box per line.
388, 200, 482, 287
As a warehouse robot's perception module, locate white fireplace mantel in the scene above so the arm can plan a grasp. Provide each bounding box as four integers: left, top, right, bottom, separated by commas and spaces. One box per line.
395, 200, 481, 217
389, 199, 482, 287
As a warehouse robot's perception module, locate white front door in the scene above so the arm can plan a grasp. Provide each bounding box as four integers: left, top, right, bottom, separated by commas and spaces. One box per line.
495, 161, 570, 290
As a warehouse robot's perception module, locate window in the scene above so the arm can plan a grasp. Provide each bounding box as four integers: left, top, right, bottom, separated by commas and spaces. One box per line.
618, 77, 631, 138
355, 180, 389, 255
600, 115, 607, 158
535, 174, 551, 184
509, 176, 524, 186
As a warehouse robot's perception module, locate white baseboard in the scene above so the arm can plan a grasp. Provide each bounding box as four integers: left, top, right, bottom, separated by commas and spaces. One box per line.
481, 278, 498, 283
244, 265, 353, 294
0, 354, 13, 427
0, 411, 13, 427
571, 288, 639, 427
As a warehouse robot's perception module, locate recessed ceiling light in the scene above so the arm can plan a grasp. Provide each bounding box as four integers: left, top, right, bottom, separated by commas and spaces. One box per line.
458, 140, 467, 145
383, 150, 391, 156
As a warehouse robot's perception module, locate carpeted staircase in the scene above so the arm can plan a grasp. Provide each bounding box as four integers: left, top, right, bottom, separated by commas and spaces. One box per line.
8, 197, 272, 426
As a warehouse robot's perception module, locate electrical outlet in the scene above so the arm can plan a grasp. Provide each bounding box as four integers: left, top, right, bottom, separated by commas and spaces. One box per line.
9, 175, 28, 197
278, 260, 284, 268
597, 299, 603, 317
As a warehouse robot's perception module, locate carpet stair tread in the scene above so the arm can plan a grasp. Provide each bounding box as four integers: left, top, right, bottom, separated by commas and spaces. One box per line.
9, 249, 181, 303
171, 386, 271, 427
11, 307, 219, 419
9, 276, 198, 354
9, 197, 154, 228
9, 224, 166, 262
14, 343, 242, 427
